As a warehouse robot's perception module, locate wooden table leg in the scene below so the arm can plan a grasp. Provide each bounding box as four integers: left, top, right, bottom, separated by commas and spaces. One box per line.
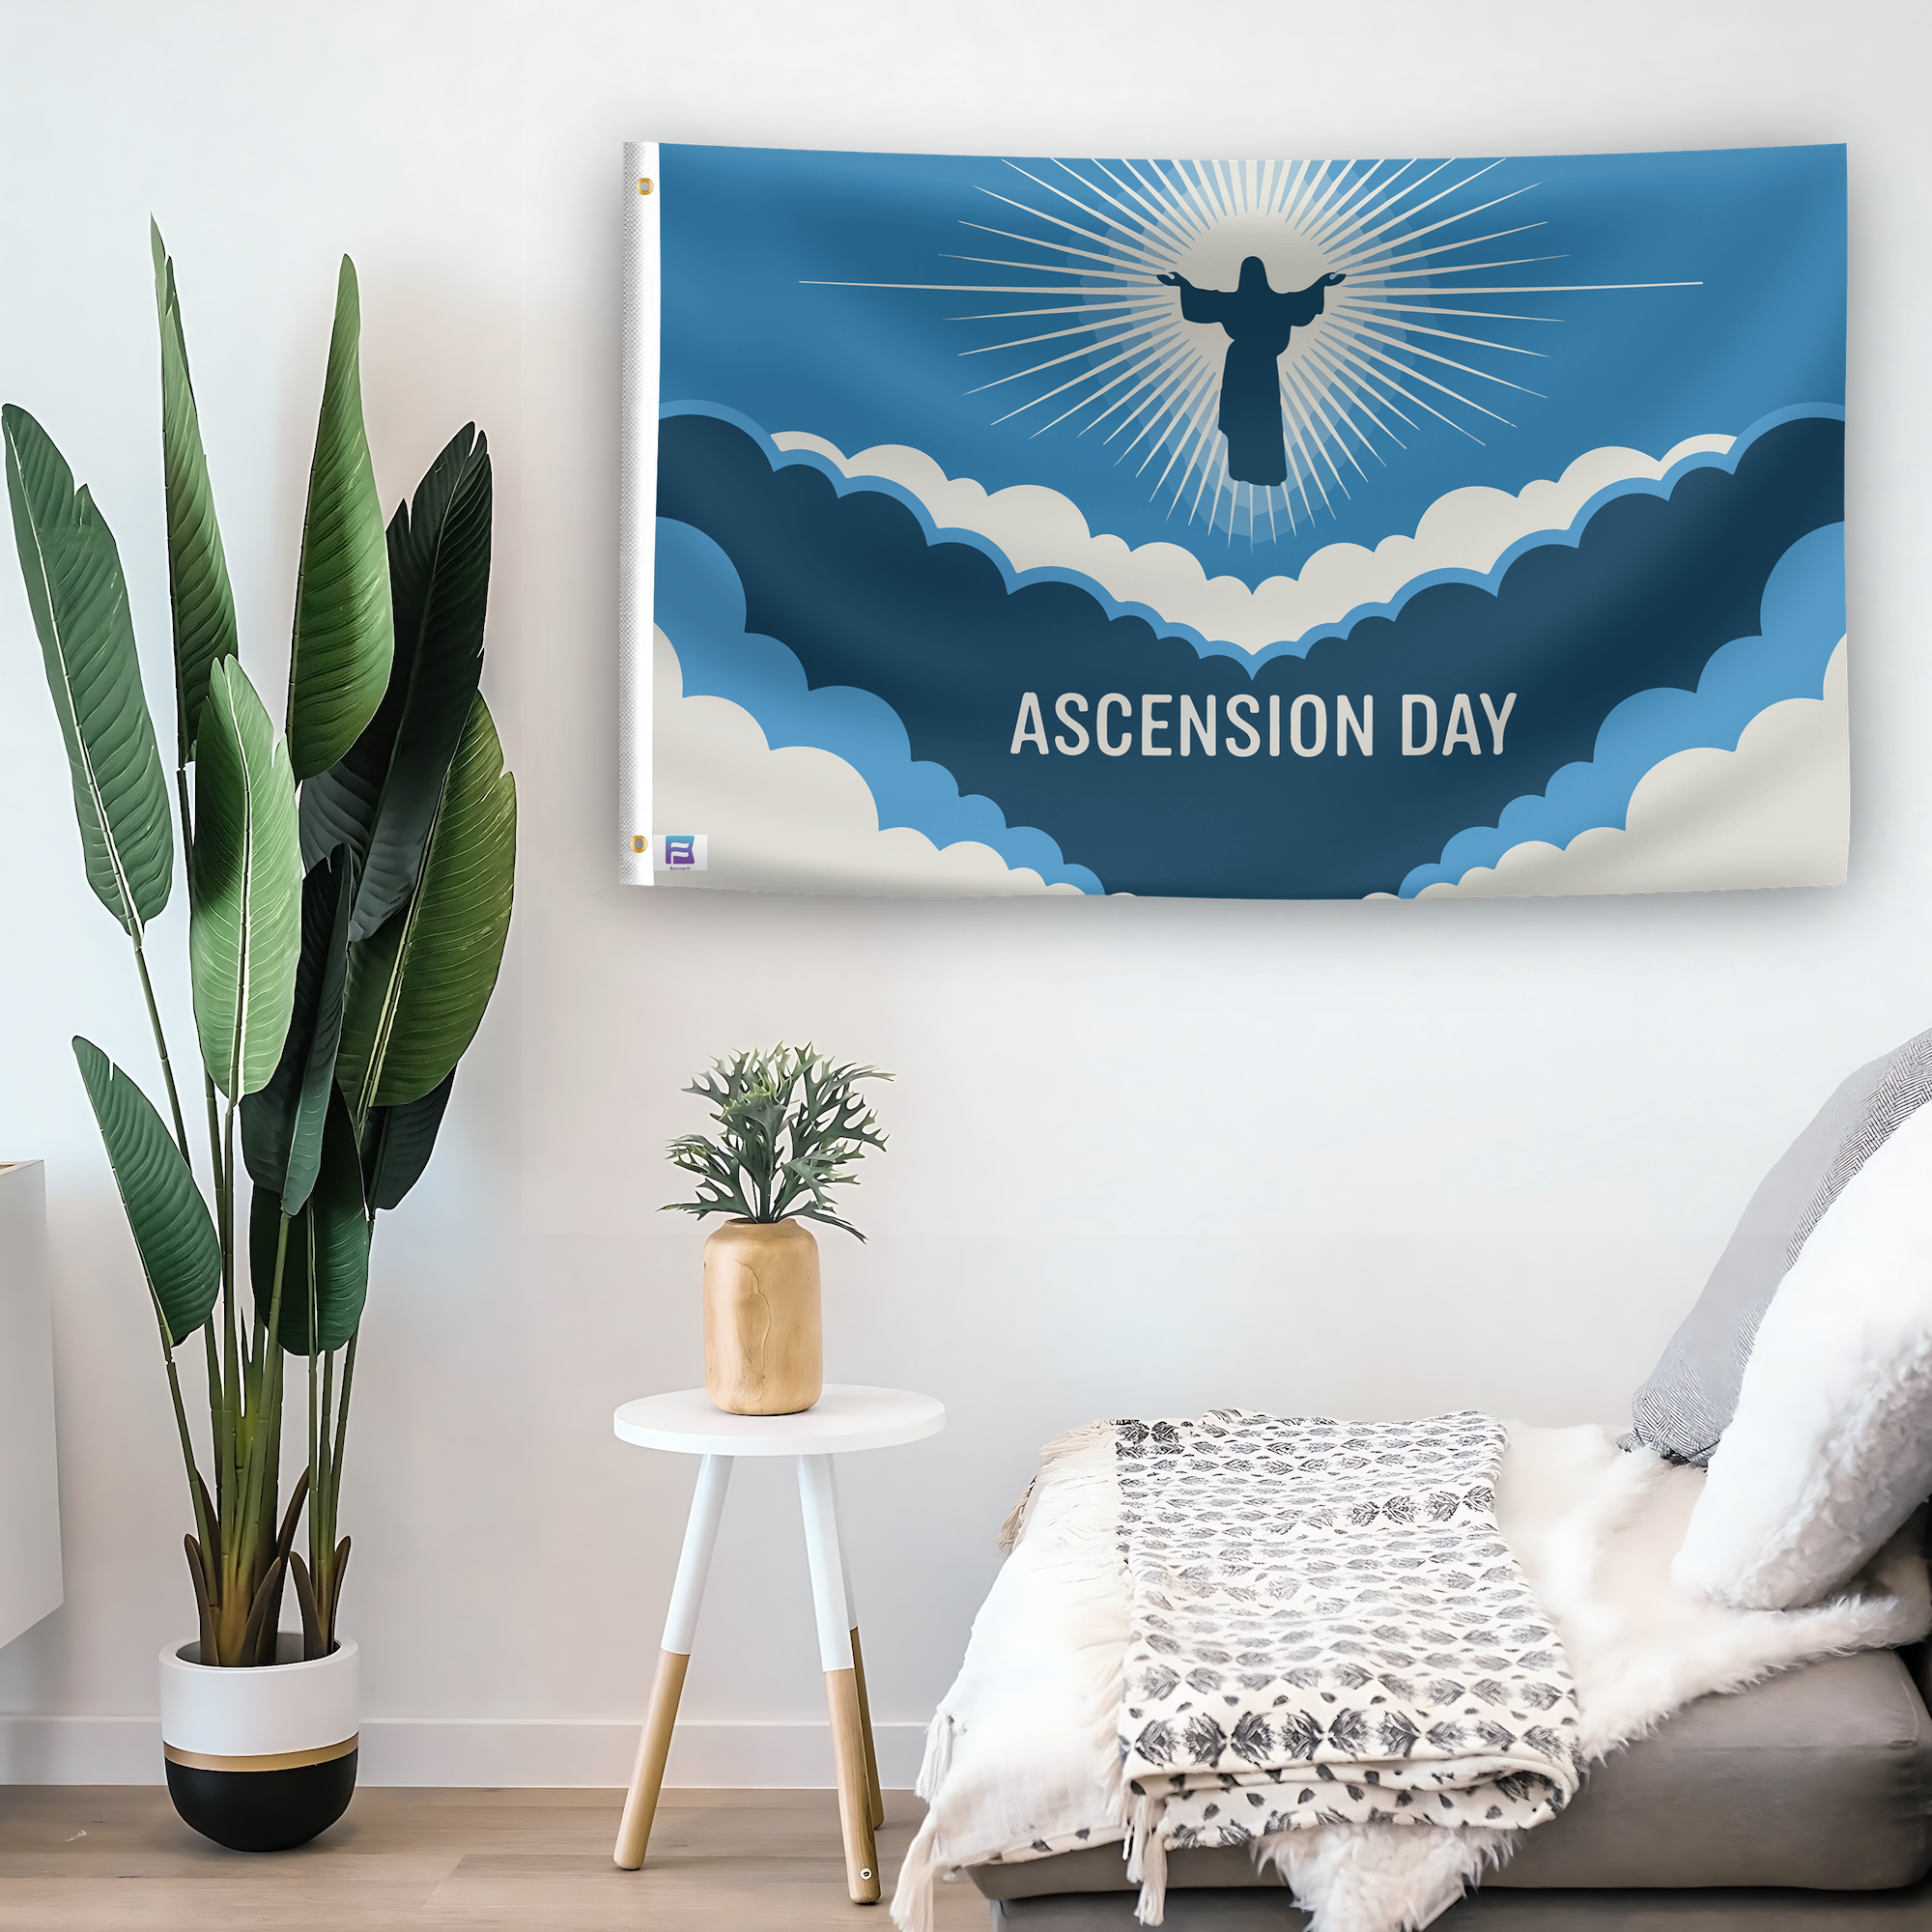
614, 1454, 732, 1870
848, 1625, 885, 1831
798, 1454, 880, 1903
828, 1461, 885, 1830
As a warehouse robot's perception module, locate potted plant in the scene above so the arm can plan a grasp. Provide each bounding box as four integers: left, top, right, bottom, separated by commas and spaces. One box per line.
665, 1046, 890, 1415
4, 226, 515, 1851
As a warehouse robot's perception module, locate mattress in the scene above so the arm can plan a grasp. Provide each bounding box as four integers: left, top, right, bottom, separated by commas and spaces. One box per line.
970, 1648, 1932, 1901
986, 1872, 1932, 1929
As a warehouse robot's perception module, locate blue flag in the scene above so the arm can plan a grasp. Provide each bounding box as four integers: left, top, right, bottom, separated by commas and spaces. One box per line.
621, 142, 1846, 900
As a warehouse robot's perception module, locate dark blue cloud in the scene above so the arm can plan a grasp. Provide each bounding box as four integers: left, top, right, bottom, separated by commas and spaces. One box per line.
658, 517, 1102, 892
657, 411, 1844, 899
1400, 523, 1843, 895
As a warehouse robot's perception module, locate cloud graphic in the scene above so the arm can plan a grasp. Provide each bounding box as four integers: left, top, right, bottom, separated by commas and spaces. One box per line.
1410, 640, 1847, 897
657, 517, 1101, 893
771, 424, 1743, 659
661, 410, 1846, 900
653, 626, 1088, 897
1398, 522, 1845, 896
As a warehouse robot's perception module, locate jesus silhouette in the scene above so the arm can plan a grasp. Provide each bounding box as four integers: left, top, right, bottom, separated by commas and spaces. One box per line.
1159, 261, 1347, 486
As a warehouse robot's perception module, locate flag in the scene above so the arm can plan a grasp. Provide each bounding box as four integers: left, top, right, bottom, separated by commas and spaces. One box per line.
621, 142, 1846, 900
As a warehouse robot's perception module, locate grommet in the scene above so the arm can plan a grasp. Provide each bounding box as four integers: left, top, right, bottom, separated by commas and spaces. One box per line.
631, 835, 647, 853
637, 177, 653, 196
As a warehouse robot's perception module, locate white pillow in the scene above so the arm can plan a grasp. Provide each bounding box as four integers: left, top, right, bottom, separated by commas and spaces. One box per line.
1673, 1098, 1932, 1610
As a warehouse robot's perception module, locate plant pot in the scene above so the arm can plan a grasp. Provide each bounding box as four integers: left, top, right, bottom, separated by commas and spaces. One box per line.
159, 1634, 357, 1852
703, 1217, 823, 1415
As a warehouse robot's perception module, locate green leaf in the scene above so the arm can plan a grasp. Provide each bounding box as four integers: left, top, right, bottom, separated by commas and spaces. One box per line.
664, 1044, 889, 1237
189, 658, 302, 1098
4, 405, 174, 936
338, 694, 515, 1113
241, 847, 355, 1212
151, 223, 238, 765
360, 1069, 455, 1212
73, 1037, 219, 1348
250, 1086, 369, 1355
287, 257, 392, 781
301, 426, 491, 943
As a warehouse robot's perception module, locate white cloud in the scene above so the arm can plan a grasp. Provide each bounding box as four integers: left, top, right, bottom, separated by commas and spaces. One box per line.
771, 429, 1736, 658
652, 628, 1085, 897
1412, 640, 1848, 899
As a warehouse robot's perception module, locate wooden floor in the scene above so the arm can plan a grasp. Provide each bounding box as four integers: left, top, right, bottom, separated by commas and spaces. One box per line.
0, 1787, 991, 1930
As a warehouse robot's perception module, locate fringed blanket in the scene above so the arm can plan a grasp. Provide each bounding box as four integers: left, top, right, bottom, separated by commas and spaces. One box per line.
1113, 1411, 1582, 1918
894, 1418, 1931, 1932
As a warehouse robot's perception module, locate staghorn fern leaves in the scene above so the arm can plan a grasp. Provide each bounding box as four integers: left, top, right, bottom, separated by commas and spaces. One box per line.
665, 1044, 891, 1239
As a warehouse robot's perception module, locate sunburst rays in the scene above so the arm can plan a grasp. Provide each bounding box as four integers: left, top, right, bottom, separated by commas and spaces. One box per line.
806, 158, 1698, 548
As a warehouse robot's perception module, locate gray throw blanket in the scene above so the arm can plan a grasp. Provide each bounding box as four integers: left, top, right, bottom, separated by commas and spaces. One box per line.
1115, 1410, 1584, 1916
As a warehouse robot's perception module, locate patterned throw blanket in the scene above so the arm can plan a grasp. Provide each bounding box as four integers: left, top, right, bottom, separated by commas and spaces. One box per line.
1115, 1411, 1584, 1916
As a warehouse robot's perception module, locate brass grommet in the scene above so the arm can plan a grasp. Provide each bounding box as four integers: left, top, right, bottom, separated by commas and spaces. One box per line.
638, 177, 653, 196
631, 835, 647, 853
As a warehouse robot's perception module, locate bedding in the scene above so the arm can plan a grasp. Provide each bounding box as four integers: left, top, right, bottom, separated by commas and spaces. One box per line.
1624, 1025, 1932, 1466
1109, 1411, 1581, 1918
894, 1418, 1930, 1932
1676, 1099, 1932, 1609
974, 1652, 1932, 1896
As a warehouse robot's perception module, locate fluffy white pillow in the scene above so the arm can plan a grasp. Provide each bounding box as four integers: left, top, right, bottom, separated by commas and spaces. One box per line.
1673, 1099, 1932, 1610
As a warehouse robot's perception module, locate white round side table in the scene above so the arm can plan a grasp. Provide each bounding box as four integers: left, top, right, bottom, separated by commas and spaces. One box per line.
610, 1384, 945, 1902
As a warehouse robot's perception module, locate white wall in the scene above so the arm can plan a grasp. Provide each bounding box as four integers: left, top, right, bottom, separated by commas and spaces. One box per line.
1, 0, 1927, 1786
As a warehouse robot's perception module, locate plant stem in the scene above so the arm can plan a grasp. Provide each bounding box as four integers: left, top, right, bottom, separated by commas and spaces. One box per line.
130, 939, 190, 1165
247, 1214, 290, 1543
314, 1346, 335, 1566
217, 1095, 240, 1578
202, 1075, 223, 1207
243, 1221, 288, 1584
220, 1095, 239, 1448
218, 1212, 287, 1663
202, 1321, 225, 1521
332, 1333, 355, 1493
137, 759, 218, 1594
332, 1337, 355, 1515
322, 1334, 357, 1650
201, 1072, 225, 1257
306, 1321, 320, 1560
197, 1072, 230, 1530
160, 1340, 212, 1566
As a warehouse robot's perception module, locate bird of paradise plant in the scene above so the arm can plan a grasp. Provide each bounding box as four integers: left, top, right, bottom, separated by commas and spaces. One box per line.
3, 226, 515, 1664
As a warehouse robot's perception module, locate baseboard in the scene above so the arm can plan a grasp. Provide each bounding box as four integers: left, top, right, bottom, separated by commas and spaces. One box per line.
0, 1715, 930, 1788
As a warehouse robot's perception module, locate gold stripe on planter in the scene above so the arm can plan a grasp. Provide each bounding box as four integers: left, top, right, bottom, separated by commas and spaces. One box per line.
163, 1735, 357, 1774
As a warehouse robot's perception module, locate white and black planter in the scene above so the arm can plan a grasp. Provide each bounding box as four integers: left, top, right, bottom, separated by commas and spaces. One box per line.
159, 1635, 358, 1852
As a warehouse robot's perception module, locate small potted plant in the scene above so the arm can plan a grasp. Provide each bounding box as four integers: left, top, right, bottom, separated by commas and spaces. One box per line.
666, 1046, 890, 1415
5, 228, 514, 1851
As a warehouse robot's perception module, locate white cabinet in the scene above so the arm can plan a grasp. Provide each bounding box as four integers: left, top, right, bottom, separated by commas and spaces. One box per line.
0, 1162, 62, 1648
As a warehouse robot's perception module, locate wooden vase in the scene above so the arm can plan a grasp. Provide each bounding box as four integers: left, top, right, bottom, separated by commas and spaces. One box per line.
702, 1218, 823, 1415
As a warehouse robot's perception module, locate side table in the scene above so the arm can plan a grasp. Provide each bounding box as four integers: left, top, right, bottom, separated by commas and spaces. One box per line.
611, 1383, 945, 1902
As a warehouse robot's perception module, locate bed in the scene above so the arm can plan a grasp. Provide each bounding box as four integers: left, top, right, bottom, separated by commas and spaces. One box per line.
898, 1029, 1932, 1932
